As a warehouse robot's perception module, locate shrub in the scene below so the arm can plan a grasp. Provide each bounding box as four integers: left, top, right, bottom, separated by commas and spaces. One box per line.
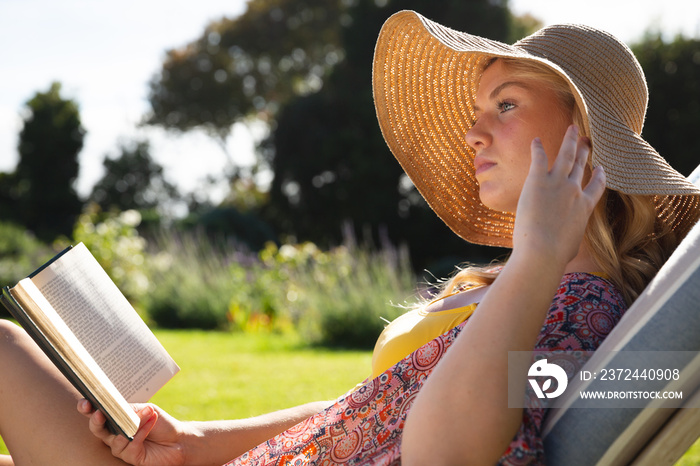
141, 229, 417, 345
260, 239, 418, 349
0, 221, 57, 283
144, 231, 263, 330
0, 222, 56, 317
73, 205, 149, 304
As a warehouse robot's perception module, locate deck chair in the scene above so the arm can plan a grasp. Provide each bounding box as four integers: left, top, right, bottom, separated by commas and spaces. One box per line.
542, 165, 700, 465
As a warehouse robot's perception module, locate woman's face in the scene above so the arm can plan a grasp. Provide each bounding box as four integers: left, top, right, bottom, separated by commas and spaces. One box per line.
466, 59, 573, 213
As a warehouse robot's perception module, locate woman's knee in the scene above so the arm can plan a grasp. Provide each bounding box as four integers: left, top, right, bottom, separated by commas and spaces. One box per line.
0, 319, 22, 342
0, 320, 32, 361
0, 319, 25, 341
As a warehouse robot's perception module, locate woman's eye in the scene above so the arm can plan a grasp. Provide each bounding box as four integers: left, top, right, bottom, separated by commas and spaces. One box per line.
498, 101, 515, 113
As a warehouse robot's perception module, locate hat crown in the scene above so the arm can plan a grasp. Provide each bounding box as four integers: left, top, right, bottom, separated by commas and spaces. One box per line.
516, 24, 648, 135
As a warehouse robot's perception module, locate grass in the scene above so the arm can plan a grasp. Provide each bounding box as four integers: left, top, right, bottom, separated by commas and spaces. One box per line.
678, 441, 700, 466
1, 330, 699, 464
148, 330, 372, 421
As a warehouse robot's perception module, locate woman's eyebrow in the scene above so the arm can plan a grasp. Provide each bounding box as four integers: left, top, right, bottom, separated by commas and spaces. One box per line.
489, 81, 530, 100
473, 81, 531, 113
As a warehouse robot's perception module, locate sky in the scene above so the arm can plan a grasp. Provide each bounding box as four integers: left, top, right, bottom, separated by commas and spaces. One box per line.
2, 0, 699, 205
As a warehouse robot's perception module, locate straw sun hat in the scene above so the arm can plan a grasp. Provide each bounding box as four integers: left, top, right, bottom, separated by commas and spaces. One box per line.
373, 10, 700, 247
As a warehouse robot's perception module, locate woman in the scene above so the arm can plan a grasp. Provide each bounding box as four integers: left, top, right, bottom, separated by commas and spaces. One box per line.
2, 10, 699, 465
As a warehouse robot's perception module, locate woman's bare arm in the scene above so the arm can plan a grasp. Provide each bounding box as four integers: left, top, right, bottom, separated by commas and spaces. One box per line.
402, 128, 606, 465
82, 399, 332, 466
182, 401, 332, 465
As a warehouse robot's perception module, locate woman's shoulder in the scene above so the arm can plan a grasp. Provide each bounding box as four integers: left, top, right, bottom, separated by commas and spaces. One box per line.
538, 272, 627, 351
552, 271, 627, 321
558, 272, 626, 306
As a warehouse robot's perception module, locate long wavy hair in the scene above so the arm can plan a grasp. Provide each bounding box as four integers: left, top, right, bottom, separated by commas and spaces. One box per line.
436, 57, 679, 306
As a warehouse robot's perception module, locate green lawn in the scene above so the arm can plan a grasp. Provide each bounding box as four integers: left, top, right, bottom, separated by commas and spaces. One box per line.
148, 329, 372, 421
1, 330, 699, 464
679, 442, 700, 466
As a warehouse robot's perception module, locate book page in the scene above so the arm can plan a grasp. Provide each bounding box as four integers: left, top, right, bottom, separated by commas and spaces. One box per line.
31, 243, 179, 402
12, 278, 140, 438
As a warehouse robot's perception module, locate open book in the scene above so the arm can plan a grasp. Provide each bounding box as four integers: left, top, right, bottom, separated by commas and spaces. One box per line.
1, 243, 180, 440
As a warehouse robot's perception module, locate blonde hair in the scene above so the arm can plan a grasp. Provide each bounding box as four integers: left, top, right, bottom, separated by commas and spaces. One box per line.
437, 57, 679, 305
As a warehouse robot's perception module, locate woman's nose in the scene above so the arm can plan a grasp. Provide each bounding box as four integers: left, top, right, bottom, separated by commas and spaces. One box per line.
465, 118, 491, 152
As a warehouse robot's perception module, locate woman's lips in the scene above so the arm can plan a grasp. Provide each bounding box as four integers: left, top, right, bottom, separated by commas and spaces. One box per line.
474, 157, 495, 176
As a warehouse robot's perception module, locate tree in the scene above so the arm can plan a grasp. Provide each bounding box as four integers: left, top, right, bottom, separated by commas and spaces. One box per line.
145, 0, 533, 273
145, 0, 347, 163
16, 82, 84, 241
266, 0, 522, 272
633, 34, 700, 177
0, 172, 20, 223
89, 140, 180, 215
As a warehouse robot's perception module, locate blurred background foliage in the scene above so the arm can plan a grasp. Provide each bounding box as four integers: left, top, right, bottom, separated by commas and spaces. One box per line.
2, 0, 699, 347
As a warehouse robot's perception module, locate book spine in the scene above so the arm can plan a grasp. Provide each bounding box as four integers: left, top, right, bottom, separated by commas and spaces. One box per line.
0, 287, 133, 440
28, 245, 73, 279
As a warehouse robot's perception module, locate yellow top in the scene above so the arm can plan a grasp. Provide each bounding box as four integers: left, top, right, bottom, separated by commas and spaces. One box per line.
370, 272, 609, 379
370, 291, 479, 379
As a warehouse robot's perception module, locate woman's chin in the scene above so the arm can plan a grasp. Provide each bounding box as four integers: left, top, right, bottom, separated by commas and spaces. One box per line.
478, 189, 516, 213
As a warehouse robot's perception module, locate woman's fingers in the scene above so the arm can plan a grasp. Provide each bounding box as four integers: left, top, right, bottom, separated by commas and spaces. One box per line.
110, 406, 158, 465
85, 406, 115, 443
79, 399, 123, 451
77, 398, 94, 416
530, 126, 592, 189
584, 165, 606, 201
551, 125, 580, 177
534, 125, 601, 201
568, 136, 590, 183
79, 399, 122, 448
79, 399, 150, 460
132, 406, 158, 444
532, 125, 588, 183
77, 399, 185, 466
516, 125, 605, 264
529, 137, 549, 179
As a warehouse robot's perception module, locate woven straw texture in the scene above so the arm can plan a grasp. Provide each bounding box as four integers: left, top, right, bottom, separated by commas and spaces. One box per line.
373, 10, 700, 247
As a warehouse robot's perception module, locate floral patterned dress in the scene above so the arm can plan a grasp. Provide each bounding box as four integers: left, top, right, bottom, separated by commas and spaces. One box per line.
225, 273, 627, 465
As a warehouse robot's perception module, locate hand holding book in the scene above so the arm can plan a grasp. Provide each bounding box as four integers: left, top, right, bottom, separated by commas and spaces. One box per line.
78, 399, 190, 465
1, 243, 179, 440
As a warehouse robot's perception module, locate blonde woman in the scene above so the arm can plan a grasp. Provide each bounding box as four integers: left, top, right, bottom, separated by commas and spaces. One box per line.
1, 10, 699, 466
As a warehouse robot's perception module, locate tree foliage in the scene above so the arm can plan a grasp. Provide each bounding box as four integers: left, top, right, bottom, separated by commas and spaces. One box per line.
15, 82, 84, 241
146, 0, 531, 273
145, 0, 347, 146
265, 0, 519, 272
89, 140, 179, 214
633, 34, 700, 177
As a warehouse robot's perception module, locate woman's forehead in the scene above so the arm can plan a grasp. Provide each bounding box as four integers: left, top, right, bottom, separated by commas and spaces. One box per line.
473, 62, 536, 108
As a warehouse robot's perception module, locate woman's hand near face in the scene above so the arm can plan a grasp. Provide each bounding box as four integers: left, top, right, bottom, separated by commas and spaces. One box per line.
78, 399, 190, 466
512, 125, 606, 269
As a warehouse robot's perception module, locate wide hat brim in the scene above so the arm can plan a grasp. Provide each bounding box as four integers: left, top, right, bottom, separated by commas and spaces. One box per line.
373, 10, 700, 247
